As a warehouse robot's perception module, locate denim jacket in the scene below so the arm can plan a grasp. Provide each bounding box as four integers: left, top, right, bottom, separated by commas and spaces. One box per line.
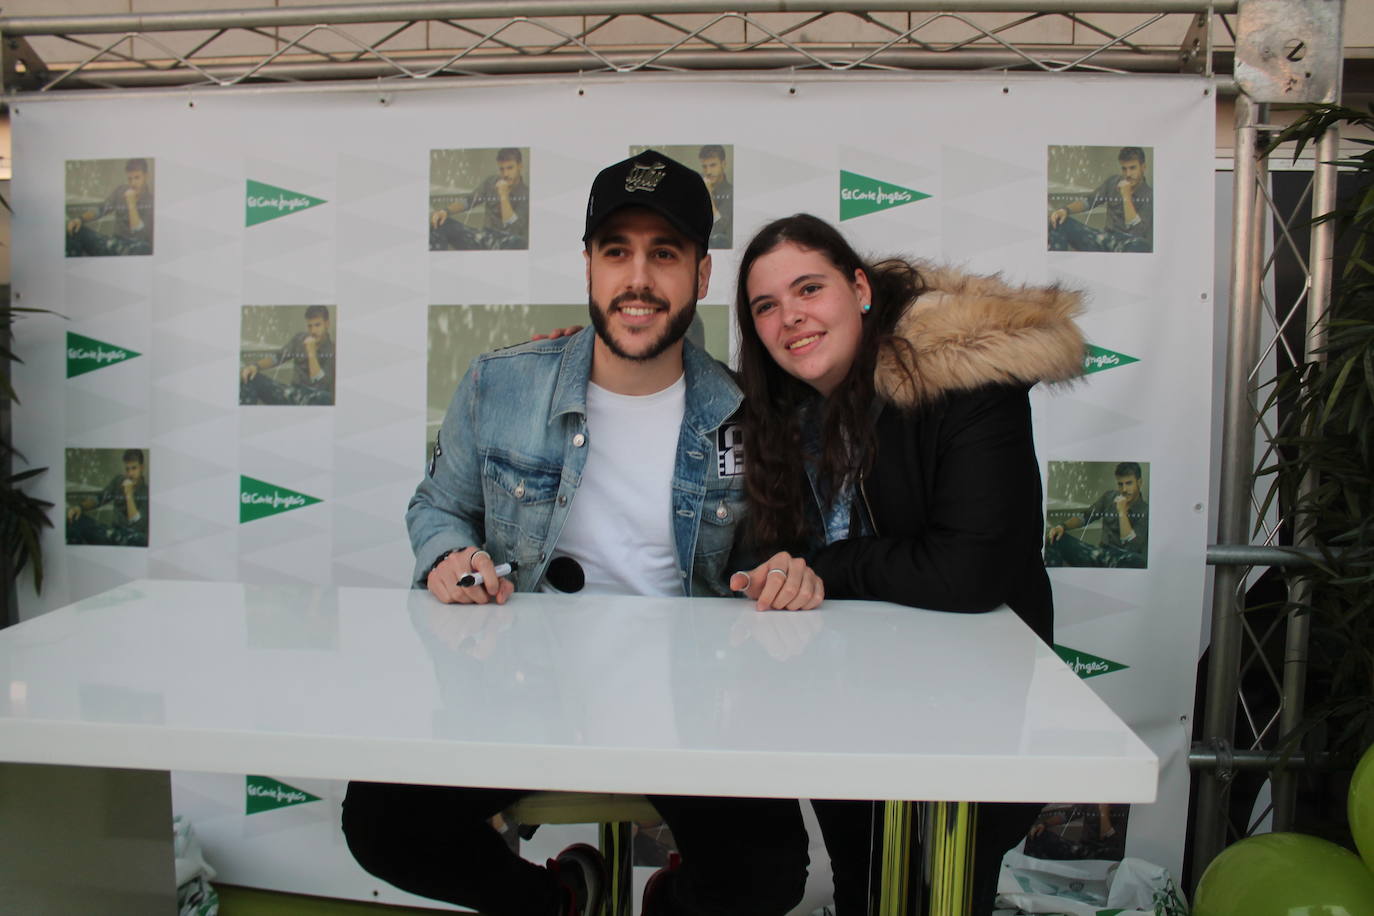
407, 328, 746, 596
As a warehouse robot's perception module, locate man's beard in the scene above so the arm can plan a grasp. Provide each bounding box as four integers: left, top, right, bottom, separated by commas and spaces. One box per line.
589, 287, 697, 363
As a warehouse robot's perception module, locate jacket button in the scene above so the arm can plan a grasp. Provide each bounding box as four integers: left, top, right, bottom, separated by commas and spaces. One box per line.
572, 433, 586, 447
514, 482, 525, 499
539, 551, 546, 562
715, 503, 728, 520
558, 495, 567, 506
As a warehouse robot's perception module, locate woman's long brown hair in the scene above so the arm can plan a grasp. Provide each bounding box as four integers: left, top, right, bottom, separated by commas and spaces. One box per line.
733, 214, 923, 550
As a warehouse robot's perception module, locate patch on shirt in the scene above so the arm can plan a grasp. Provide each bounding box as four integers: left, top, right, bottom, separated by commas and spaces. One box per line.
717, 423, 745, 478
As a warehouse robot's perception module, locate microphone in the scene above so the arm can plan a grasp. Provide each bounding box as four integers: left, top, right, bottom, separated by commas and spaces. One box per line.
544, 556, 585, 593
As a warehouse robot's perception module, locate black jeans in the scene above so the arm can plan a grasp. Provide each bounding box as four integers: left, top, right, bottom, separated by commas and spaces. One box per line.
342, 782, 808, 916
812, 799, 1041, 916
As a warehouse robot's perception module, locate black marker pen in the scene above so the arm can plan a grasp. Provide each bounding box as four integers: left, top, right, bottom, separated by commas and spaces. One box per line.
458, 561, 518, 589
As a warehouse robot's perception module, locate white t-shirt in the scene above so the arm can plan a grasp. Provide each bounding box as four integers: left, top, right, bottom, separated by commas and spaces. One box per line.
546, 376, 686, 597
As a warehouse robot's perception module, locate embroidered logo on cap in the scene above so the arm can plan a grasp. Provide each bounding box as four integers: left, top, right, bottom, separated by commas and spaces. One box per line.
625, 161, 667, 193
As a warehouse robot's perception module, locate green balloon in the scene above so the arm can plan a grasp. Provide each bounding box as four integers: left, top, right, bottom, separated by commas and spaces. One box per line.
1194, 833, 1374, 916
1351, 741, 1374, 873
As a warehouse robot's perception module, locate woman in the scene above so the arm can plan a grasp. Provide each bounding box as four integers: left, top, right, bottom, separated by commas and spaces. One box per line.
734, 213, 1084, 914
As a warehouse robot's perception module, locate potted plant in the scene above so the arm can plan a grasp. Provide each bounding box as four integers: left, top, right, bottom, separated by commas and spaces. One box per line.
1262, 103, 1374, 839
0, 288, 55, 623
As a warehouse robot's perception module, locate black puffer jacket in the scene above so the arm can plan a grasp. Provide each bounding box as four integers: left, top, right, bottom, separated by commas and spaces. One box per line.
809, 265, 1085, 644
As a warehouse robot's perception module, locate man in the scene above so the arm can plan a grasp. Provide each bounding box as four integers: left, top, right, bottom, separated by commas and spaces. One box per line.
343, 151, 817, 916
1044, 461, 1149, 568
66, 449, 149, 547
430, 147, 530, 250
1047, 147, 1153, 253
66, 158, 155, 257
239, 305, 335, 406
698, 144, 732, 250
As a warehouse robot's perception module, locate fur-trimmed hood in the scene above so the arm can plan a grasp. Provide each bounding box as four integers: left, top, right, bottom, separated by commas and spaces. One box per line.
875, 263, 1085, 408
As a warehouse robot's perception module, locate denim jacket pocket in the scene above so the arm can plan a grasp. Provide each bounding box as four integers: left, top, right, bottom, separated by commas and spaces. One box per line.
483, 451, 561, 562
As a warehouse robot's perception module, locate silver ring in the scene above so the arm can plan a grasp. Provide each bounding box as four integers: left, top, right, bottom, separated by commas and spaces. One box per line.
734, 571, 751, 592
767, 568, 787, 578
470, 549, 491, 565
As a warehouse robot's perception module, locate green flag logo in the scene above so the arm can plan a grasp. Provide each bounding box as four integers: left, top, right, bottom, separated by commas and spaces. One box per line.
245, 775, 321, 815
67, 332, 140, 378
240, 476, 322, 523
839, 170, 931, 221
246, 179, 327, 227
1054, 644, 1129, 680
1083, 344, 1141, 376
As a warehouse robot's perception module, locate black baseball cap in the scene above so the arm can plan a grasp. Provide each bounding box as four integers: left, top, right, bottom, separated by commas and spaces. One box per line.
583, 150, 713, 252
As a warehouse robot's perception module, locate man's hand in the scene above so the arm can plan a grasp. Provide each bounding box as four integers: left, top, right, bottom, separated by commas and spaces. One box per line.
529, 325, 584, 342
1114, 494, 1130, 515
124, 187, 139, 206
66, 217, 83, 235
67, 505, 82, 523
121, 477, 135, 497
303, 335, 319, 355
431, 209, 449, 229
496, 178, 512, 198
1048, 208, 1069, 228
1046, 524, 1066, 544
427, 547, 515, 606
241, 364, 258, 383
730, 551, 823, 611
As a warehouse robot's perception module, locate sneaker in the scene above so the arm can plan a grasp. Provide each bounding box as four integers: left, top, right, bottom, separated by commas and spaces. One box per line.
639, 852, 681, 916
549, 842, 607, 916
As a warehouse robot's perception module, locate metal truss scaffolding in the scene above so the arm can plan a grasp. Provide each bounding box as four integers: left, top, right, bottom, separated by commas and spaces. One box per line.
1194, 0, 1346, 884
0, 0, 1238, 91
0, 0, 1353, 899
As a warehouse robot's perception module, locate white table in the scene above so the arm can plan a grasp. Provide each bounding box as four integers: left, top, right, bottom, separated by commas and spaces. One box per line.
0, 580, 1157, 914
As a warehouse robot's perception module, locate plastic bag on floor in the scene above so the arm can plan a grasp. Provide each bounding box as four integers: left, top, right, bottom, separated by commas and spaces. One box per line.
174, 815, 220, 916
996, 851, 1187, 915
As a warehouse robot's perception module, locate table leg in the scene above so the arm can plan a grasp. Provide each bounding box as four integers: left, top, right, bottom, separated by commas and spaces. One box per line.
878, 800, 913, 915
927, 801, 976, 916
599, 820, 634, 916
877, 801, 976, 916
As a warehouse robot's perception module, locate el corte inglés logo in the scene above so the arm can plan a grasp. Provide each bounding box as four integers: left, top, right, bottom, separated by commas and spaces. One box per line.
246, 179, 327, 227
1053, 644, 1129, 680
67, 331, 140, 378
245, 775, 321, 815
839, 170, 931, 221
239, 475, 322, 523
1082, 344, 1141, 376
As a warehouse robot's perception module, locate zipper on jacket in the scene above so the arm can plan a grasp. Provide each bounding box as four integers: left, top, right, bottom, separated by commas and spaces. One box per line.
858, 472, 881, 536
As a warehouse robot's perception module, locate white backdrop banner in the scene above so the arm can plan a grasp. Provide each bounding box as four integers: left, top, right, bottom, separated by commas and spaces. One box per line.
12, 72, 1214, 909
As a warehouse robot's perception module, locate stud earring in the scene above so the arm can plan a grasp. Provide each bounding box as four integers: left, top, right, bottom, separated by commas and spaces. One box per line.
861, 302, 871, 314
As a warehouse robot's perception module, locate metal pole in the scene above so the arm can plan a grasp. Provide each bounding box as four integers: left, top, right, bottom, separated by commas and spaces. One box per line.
1189, 748, 1331, 770
1272, 123, 1340, 830
1193, 91, 1266, 886
1205, 544, 1320, 567
0, 0, 1238, 36
30, 48, 1200, 90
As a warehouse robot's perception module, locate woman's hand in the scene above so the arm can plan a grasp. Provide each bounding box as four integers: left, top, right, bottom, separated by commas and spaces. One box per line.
730, 551, 824, 611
